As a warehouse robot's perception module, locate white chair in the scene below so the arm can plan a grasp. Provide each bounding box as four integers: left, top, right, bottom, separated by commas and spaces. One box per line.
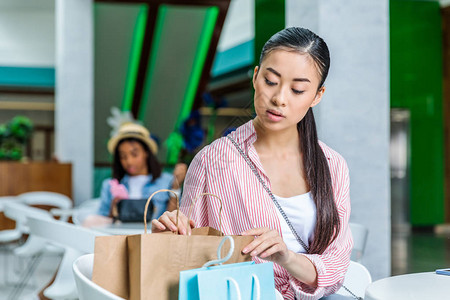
0, 196, 24, 244
3, 202, 64, 295
18, 191, 73, 222
72, 197, 101, 226
349, 222, 368, 262
27, 216, 105, 299
0, 196, 25, 285
335, 261, 372, 299
3, 202, 62, 256
73, 254, 125, 300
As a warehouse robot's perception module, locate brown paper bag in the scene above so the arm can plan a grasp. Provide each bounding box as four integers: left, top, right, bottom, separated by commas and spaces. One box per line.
127, 229, 252, 300
128, 190, 252, 300
92, 235, 129, 298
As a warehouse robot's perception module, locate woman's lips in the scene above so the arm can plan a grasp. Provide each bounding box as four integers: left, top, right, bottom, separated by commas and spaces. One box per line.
266, 109, 285, 121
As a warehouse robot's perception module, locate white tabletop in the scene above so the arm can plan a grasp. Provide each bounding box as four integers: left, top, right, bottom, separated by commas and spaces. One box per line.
91, 222, 149, 235
365, 272, 450, 300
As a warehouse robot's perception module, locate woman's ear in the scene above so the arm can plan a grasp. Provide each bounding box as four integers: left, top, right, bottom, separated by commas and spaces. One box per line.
310, 86, 326, 108
252, 66, 259, 89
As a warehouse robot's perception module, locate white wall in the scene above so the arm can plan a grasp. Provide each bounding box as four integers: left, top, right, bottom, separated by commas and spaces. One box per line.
55, 0, 94, 205
0, 0, 55, 67
287, 0, 391, 280
217, 0, 254, 52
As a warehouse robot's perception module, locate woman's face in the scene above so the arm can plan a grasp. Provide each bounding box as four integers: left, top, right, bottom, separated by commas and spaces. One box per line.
118, 140, 149, 176
253, 49, 325, 132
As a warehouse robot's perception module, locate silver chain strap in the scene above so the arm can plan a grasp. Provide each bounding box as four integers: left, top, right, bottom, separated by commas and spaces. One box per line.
226, 135, 309, 252
226, 135, 362, 300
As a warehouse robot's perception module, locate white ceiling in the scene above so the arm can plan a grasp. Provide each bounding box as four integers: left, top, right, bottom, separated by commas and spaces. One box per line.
0, 0, 54, 10
441, 0, 450, 7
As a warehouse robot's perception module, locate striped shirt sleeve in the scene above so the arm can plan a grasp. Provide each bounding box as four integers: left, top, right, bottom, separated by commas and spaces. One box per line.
289, 149, 353, 299
179, 147, 209, 227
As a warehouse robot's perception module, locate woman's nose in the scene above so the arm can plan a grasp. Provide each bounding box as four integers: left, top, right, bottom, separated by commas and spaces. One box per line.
271, 90, 287, 107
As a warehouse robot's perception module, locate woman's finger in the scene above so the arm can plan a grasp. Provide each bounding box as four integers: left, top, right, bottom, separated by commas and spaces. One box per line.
259, 243, 284, 259
241, 227, 270, 236
151, 219, 167, 232
166, 210, 191, 235
152, 210, 194, 235
242, 235, 265, 254
158, 212, 179, 232
250, 237, 281, 257
242, 228, 279, 254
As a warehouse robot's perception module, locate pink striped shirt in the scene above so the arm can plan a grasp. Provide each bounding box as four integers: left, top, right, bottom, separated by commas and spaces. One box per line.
180, 120, 353, 300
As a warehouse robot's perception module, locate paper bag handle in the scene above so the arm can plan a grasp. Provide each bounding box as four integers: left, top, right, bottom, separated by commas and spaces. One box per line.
225, 274, 261, 300
144, 189, 179, 234
202, 236, 234, 268
187, 192, 223, 234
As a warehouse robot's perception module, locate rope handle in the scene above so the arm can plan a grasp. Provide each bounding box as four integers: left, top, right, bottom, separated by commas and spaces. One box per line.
202, 235, 234, 268
187, 192, 223, 235
144, 189, 179, 234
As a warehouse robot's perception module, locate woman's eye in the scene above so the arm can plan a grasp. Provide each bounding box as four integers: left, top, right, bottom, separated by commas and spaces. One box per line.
264, 77, 276, 86
292, 89, 304, 95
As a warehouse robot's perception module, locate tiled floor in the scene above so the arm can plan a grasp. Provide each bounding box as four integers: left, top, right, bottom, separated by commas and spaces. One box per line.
0, 228, 449, 299
0, 248, 61, 300
391, 227, 450, 275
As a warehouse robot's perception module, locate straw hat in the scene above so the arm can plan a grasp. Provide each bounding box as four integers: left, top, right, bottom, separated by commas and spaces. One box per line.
107, 123, 158, 155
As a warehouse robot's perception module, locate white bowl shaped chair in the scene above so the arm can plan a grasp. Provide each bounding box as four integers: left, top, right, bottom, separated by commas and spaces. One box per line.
3, 202, 63, 257
0, 197, 26, 285
73, 254, 125, 300
335, 261, 372, 299
0, 196, 24, 244
18, 191, 73, 222
27, 216, 105, 300
349, 222, 368, 262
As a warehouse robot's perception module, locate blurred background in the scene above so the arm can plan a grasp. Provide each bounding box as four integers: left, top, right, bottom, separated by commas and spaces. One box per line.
0, 0, 449, 290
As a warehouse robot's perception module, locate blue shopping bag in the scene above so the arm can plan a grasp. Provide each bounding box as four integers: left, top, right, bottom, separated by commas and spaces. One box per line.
179, 236, 276, 300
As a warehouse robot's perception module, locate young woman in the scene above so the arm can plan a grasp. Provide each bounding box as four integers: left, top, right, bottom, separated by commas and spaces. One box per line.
83, 123, 186, 227
152, 27, 353, 300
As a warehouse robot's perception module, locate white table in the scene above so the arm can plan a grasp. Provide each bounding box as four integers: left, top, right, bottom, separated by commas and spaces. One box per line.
365, 272, 450, 300
91, 222, 148, 235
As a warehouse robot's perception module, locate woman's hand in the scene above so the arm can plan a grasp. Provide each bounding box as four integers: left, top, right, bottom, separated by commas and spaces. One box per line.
151, 210, 195, 235
243, 228, 318, 286
110, 197, 122, 218
241, 227, 293, 266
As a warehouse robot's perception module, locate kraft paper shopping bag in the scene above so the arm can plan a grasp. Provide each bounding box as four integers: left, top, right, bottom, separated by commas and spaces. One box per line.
92, 235, 129, 299
126, 190, 253, 300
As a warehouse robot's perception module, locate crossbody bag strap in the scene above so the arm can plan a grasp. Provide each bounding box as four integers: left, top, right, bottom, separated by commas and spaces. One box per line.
226, 135, 310, 252
227, 135, 362, 300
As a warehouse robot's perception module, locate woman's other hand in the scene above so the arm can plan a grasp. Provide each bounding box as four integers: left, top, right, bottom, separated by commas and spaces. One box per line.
172, 163, 187, 189
110, 197, 122, 218
151, 210, 195, 235
241, 227, 293, 266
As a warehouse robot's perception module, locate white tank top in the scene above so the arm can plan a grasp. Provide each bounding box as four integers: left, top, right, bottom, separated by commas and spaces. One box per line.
128, 175, 148, 199
273, 192, 316, 253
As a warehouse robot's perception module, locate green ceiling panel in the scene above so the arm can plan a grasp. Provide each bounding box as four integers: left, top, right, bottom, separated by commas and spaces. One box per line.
138, 4, 218, 163
94, 3, 148, 163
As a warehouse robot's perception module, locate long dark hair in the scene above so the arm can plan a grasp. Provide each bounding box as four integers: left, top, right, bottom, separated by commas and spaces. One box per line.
260, 27, 339, 254
112, 137, 162, 182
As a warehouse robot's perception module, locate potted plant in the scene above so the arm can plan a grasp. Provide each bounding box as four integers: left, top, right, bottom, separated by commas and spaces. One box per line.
0, 116, 33, 161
